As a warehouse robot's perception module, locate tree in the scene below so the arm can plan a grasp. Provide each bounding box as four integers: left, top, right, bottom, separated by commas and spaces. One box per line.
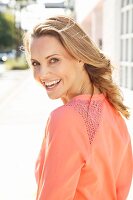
0, 12, 22, 52
0, 0, 37, 52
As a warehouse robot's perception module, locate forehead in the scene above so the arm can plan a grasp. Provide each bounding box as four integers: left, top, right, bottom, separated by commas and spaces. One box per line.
30, 35, 63, 53
30, 35, 73, 60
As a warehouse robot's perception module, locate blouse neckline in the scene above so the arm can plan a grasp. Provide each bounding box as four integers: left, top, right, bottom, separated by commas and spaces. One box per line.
67, 93, 105, 103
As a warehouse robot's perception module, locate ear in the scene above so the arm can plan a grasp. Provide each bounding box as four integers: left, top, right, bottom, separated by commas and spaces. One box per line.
78, 60, 85, 70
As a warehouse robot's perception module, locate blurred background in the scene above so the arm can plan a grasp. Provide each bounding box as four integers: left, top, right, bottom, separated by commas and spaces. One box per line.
0, 0, 133, 199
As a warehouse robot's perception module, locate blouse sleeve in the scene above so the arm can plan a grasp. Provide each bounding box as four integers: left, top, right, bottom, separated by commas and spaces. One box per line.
116, 138, 133, 200
36, 107, 85, 200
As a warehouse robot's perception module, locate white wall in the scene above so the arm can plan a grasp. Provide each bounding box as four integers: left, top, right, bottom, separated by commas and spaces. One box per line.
75, 0, 100, 23
103, 0, 121, 65
102, 0, 121, 82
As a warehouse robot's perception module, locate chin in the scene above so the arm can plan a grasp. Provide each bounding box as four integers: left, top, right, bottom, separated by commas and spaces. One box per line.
47, 93, 61, 100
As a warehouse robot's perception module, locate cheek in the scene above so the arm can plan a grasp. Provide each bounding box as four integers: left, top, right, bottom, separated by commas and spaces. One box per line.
33, 69, 40, 81
59, 65, 73, 78
62, 73, 76, 87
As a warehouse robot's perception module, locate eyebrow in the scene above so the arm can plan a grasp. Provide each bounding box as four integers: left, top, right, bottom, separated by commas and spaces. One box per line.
45, 54, 60, 59
31, 54, 60, 61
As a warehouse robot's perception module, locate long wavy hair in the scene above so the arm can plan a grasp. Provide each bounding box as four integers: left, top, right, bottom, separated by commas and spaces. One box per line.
23, 15, 130, 119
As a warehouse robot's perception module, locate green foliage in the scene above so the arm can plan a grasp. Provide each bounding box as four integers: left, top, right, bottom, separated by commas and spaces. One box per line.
0, 1, 37, 52
0, 12, 22, 52
5, 56, 28, 70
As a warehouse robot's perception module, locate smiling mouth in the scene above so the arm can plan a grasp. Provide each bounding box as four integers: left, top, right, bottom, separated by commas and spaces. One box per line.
42, 79, 61, 89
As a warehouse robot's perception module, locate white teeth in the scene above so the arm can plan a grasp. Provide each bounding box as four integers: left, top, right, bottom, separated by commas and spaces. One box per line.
44, 79, 60, 87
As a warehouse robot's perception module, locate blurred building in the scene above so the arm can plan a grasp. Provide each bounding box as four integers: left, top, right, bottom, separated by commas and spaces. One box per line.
0, 2, 8, 12
20, 0, 75, 30
75, 0, 133, 90
75, 0, 103, 49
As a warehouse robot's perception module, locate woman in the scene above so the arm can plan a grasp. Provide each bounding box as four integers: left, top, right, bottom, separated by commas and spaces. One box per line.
23, 15, 132, 200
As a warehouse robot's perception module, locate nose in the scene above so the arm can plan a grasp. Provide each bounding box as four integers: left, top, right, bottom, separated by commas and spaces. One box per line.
34, 64, 51, 82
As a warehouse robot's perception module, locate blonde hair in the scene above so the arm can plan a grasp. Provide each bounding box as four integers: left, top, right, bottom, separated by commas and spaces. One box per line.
23, 15, 130, 119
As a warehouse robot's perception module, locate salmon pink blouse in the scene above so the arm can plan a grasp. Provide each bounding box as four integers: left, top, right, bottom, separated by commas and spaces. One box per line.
35, 94, 133, 200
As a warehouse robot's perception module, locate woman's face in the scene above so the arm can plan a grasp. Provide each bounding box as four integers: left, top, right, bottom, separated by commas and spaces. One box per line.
30, 35, 87, 102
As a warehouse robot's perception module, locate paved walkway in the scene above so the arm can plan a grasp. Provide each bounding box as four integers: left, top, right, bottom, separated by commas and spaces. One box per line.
0, 69, 132, 199
0, 70, 61, 200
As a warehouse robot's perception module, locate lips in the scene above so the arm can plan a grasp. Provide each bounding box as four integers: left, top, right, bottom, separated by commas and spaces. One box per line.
41, 79, 61, 90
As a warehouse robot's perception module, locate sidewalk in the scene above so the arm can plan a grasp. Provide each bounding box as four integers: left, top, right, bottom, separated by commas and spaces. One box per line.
0, 72, 61, 200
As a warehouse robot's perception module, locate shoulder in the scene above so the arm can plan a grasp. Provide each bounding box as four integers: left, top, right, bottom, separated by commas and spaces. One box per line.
102, 98, 130, 142
49, 104, 82, 127
45, 104, 87, 148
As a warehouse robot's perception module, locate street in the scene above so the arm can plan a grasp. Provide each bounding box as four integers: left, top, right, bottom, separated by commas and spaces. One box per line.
0, 69, 132, 200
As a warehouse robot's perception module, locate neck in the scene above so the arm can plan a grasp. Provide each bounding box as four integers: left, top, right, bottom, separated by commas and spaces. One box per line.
61, 78, 94, 104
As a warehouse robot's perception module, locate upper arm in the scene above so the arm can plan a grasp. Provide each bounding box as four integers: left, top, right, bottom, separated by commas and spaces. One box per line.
36, 107, 85, 200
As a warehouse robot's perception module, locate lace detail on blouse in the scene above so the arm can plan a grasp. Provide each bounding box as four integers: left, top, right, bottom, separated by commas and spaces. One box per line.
65, 98, 103, 144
